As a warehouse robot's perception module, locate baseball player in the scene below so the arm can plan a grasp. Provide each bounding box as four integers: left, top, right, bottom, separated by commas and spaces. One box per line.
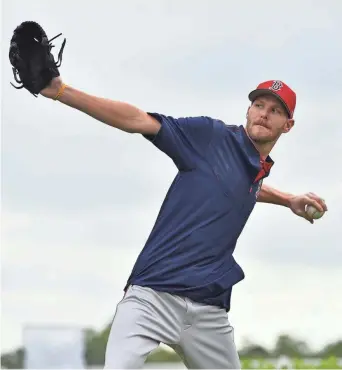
39, 77, 327, 369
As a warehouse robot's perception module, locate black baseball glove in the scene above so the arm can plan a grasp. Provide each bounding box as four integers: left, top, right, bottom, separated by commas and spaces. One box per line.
9, 21, 66, 97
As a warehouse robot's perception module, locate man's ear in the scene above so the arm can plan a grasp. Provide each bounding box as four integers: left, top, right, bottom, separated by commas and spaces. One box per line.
246, 106, 250, 119
283, 118, 295, 133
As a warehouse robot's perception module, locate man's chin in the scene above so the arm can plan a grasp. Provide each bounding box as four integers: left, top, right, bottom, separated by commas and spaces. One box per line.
247, 126, 272, 142
248, 130, 270, 143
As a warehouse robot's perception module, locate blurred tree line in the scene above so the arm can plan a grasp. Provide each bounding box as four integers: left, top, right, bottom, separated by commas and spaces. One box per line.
1, 323, 341, 369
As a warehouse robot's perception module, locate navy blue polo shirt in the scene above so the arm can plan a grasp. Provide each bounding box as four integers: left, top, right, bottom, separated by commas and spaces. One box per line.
125, 114, 274, 311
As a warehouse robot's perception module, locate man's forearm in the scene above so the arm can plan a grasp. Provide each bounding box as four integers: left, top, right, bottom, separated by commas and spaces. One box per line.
51, 83, 160, 135
257, 183, 294, 207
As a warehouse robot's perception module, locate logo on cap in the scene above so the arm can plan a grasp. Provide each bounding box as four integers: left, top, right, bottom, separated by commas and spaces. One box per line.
269, 80, 283, 91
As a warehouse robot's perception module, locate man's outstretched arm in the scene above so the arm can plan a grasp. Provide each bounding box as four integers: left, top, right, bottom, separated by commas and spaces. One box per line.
257, 183, 327, 224
40, 77, 161, 135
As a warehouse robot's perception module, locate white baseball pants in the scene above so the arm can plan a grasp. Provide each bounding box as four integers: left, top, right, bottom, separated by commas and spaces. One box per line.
104, 284, 241, 369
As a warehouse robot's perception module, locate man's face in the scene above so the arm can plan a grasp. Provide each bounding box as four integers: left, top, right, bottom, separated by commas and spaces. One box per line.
246, 94, 294, 144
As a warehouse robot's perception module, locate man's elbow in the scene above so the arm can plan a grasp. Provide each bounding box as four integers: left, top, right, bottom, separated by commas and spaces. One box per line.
126, 115, 161, 135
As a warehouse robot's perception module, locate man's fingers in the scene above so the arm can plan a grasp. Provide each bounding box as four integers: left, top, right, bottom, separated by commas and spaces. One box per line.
295, 208, 314, 224
301, 211, 314, 224
305, 196, 325, 213
307, 193, 328, 211
301, 210, 314, 224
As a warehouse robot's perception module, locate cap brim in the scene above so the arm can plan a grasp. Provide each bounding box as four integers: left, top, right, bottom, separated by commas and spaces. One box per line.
248, 89, 291, 117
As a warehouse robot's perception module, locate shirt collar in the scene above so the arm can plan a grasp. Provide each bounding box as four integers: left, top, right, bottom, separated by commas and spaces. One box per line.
236, 125, 275, 178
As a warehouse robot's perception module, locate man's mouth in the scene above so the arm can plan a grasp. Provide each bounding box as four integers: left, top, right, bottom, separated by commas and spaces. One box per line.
255, 122, 269, 129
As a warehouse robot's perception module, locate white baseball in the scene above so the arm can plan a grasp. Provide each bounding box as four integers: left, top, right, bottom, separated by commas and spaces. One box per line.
306, 205, 325, 219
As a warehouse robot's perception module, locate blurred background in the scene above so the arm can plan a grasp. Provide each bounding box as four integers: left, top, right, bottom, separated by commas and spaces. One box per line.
1, 0, 341, 368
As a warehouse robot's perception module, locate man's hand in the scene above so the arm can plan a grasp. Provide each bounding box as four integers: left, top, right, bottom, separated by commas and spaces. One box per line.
288, 193, 328, 224
40, 76, 63, 99
257, 185, 328, 224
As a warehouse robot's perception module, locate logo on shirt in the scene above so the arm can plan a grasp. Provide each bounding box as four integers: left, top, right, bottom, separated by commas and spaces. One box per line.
255, 179, 263, 199
269, 80, 283, 91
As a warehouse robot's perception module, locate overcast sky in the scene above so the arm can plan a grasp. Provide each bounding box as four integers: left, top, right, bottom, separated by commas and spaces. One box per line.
2, 0, 342, 355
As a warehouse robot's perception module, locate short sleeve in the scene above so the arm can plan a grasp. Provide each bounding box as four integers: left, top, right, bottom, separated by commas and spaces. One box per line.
143, 113, 215, 170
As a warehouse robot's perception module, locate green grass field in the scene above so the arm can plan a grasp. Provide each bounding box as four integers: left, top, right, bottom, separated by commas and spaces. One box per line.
240, 356, 342, 369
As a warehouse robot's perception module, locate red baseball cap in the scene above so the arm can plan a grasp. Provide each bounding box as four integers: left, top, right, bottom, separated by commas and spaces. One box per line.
248, 80, 296, 118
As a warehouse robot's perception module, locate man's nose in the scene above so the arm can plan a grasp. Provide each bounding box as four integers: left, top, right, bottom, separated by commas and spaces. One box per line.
260, 109, 268, 119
